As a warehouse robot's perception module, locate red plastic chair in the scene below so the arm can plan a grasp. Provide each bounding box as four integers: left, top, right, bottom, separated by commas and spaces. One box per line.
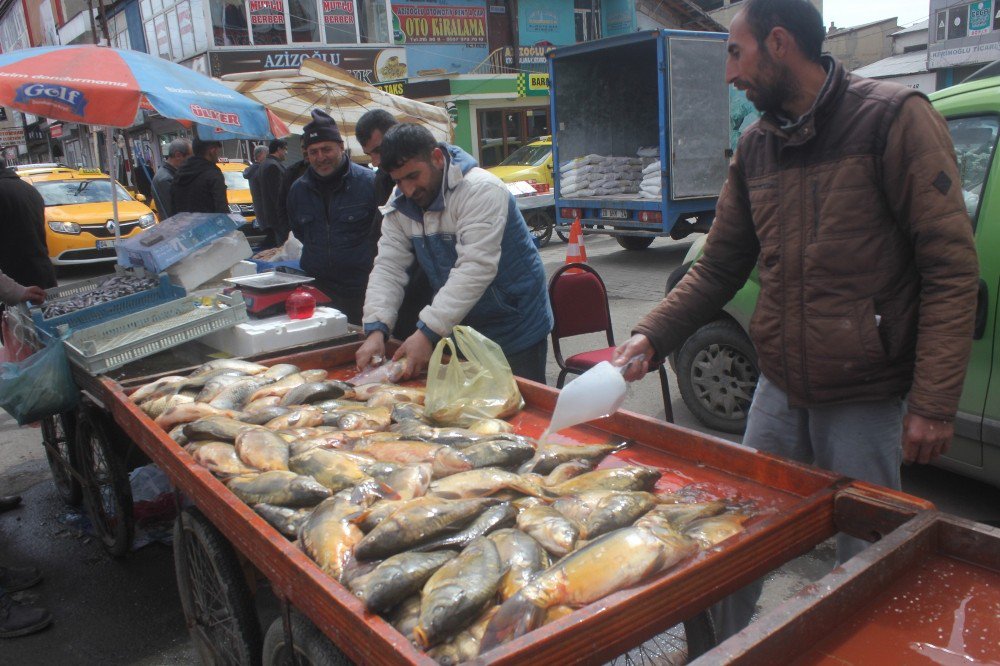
548, 262, 673, 422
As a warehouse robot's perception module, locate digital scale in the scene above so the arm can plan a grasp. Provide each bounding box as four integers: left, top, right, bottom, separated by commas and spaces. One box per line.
223, 271, 332, 319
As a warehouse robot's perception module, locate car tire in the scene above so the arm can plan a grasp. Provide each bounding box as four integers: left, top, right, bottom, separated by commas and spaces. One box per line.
615, 236, 654, 250
676, 319, 759, 434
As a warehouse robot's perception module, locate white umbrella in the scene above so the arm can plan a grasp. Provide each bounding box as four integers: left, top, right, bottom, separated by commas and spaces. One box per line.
223, 59, 452, 158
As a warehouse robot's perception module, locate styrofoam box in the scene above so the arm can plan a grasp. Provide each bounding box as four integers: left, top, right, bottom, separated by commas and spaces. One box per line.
166, 231, 253, 292
200, 307, 349, 356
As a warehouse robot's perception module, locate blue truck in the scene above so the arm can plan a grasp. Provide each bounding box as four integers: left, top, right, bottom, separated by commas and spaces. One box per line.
549, 29, 738, 250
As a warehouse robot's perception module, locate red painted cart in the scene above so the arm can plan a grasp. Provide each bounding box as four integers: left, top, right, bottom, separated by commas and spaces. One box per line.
76, 340, 938, 665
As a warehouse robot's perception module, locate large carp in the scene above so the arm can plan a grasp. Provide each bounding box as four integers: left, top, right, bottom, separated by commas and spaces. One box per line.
480, 525, 698, 651
414, 537, 503, 649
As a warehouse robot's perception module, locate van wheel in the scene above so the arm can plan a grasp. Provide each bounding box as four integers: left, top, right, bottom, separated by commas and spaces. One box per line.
676, 319, 759, 434
616, 236, 654, 250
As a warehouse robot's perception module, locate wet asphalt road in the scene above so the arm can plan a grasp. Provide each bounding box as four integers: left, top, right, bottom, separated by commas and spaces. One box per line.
1, 234, 998, 663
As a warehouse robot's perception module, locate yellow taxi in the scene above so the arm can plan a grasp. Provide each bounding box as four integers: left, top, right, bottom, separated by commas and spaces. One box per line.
18, 167, 157, 265
486, 137, 553, 193
218, 159, 256, 224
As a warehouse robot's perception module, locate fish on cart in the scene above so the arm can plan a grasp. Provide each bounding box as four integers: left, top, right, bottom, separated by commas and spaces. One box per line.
227, 471, 331, 507
480, 524, 699, 651
133, 355, 760, 663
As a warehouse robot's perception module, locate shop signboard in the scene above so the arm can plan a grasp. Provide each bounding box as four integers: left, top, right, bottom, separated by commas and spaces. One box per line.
929, 39, 1000, 67
49, 123, 63, 138
390, 1, 486, 44
210, 47, 406, 84
0, 127, 24, 146
969, 1, 993, 36
602, 0, 636, 37
517, 71, 549, 97
389, 0, 489, 75
516, 0, 572, 70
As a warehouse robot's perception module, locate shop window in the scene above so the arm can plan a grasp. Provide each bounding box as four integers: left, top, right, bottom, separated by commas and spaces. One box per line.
211, 0, 251, 45
477, 107, 551, 168
324, 0, 357, 43
358, 0, 389, 43
291, 0, 321, 42
250, 0, 289, 45
209, 0, 389, 46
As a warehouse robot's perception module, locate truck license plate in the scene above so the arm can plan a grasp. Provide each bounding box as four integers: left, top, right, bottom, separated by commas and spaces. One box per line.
96, 239, 117, 249
601, 209, 628, 220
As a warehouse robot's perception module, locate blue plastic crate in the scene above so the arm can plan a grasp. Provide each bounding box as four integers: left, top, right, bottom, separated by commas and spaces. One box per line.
119, 213, 243, 273
247, 258, 305, 275
31, 272, 186, 341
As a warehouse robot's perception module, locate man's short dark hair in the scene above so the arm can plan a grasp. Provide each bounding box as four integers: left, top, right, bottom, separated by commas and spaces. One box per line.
743, 0, 825, 63
192, 137, 222, 158
379, 123, 437, 172
356, 110, 397, 147
268, 139, 287, 154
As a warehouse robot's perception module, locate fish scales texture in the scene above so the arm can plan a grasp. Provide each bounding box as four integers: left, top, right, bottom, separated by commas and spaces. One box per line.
354, 497, 499, 560
545, 466, 661, 495
226, 471, 330, 507
300, 497, 364, 582
412, 502, 516, 551
254, 503, 312, 538
288, 447, 371, 492
518, 442, 621, 475
235, 428, 290, 471
351, 550, 457, 614
415, 537, 503, 648
428, 468, 552, 500
480, 526, 698, 651
516, 504, 581, 557
488, 528, 550, 601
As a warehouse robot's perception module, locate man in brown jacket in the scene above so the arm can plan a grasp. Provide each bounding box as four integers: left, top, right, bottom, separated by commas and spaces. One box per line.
613, 0, 979, 639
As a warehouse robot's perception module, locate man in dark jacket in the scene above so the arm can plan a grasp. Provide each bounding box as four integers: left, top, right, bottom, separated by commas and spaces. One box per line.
613, 0, 979, 640
171, 138, 228, 215
152, 138, 192, 219
243, 144, 268, 217
357, 109, 432, 339
257, 139, 288, 248
0, 166, 56, 292
287, 110, 376, 324
275, 153, 307, 247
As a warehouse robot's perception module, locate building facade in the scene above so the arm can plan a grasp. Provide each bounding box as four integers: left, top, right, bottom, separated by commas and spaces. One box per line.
0, 0, 725, 167
928, 0, 1000, 87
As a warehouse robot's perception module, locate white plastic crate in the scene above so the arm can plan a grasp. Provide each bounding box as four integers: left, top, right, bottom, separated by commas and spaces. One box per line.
62, 293, 248, 374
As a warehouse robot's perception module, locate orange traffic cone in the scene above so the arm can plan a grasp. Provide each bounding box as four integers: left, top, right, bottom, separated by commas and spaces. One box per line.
565, 217, 588, 271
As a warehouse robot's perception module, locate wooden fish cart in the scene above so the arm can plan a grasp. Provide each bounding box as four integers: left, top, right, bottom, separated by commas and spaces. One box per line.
82, 340, 937, 665
692, 510, 1000, 665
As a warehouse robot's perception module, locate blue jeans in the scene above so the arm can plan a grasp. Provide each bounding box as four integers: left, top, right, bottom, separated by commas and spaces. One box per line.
506, 337, 548, 384
711, 374, 904, 641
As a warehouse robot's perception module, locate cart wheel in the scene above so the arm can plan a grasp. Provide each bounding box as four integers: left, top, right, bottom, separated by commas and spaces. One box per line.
175, 507, 263, 666
524, 209, 554, 248
41, 410, 81, 505
75, 409, 134, 557
263, 610, 353, 666
604, 611, 716, 665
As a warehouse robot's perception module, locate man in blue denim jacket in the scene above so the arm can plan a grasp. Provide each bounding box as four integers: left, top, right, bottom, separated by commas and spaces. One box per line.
356, 124, 553, 382
287, 110, 376, 323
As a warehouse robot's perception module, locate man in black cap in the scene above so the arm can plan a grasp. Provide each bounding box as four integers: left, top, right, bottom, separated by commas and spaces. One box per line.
286, 109, 376, 323
171, 137, 229, 215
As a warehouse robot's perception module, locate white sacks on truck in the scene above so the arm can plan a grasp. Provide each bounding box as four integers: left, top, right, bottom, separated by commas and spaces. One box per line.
558, 150, 657, 198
